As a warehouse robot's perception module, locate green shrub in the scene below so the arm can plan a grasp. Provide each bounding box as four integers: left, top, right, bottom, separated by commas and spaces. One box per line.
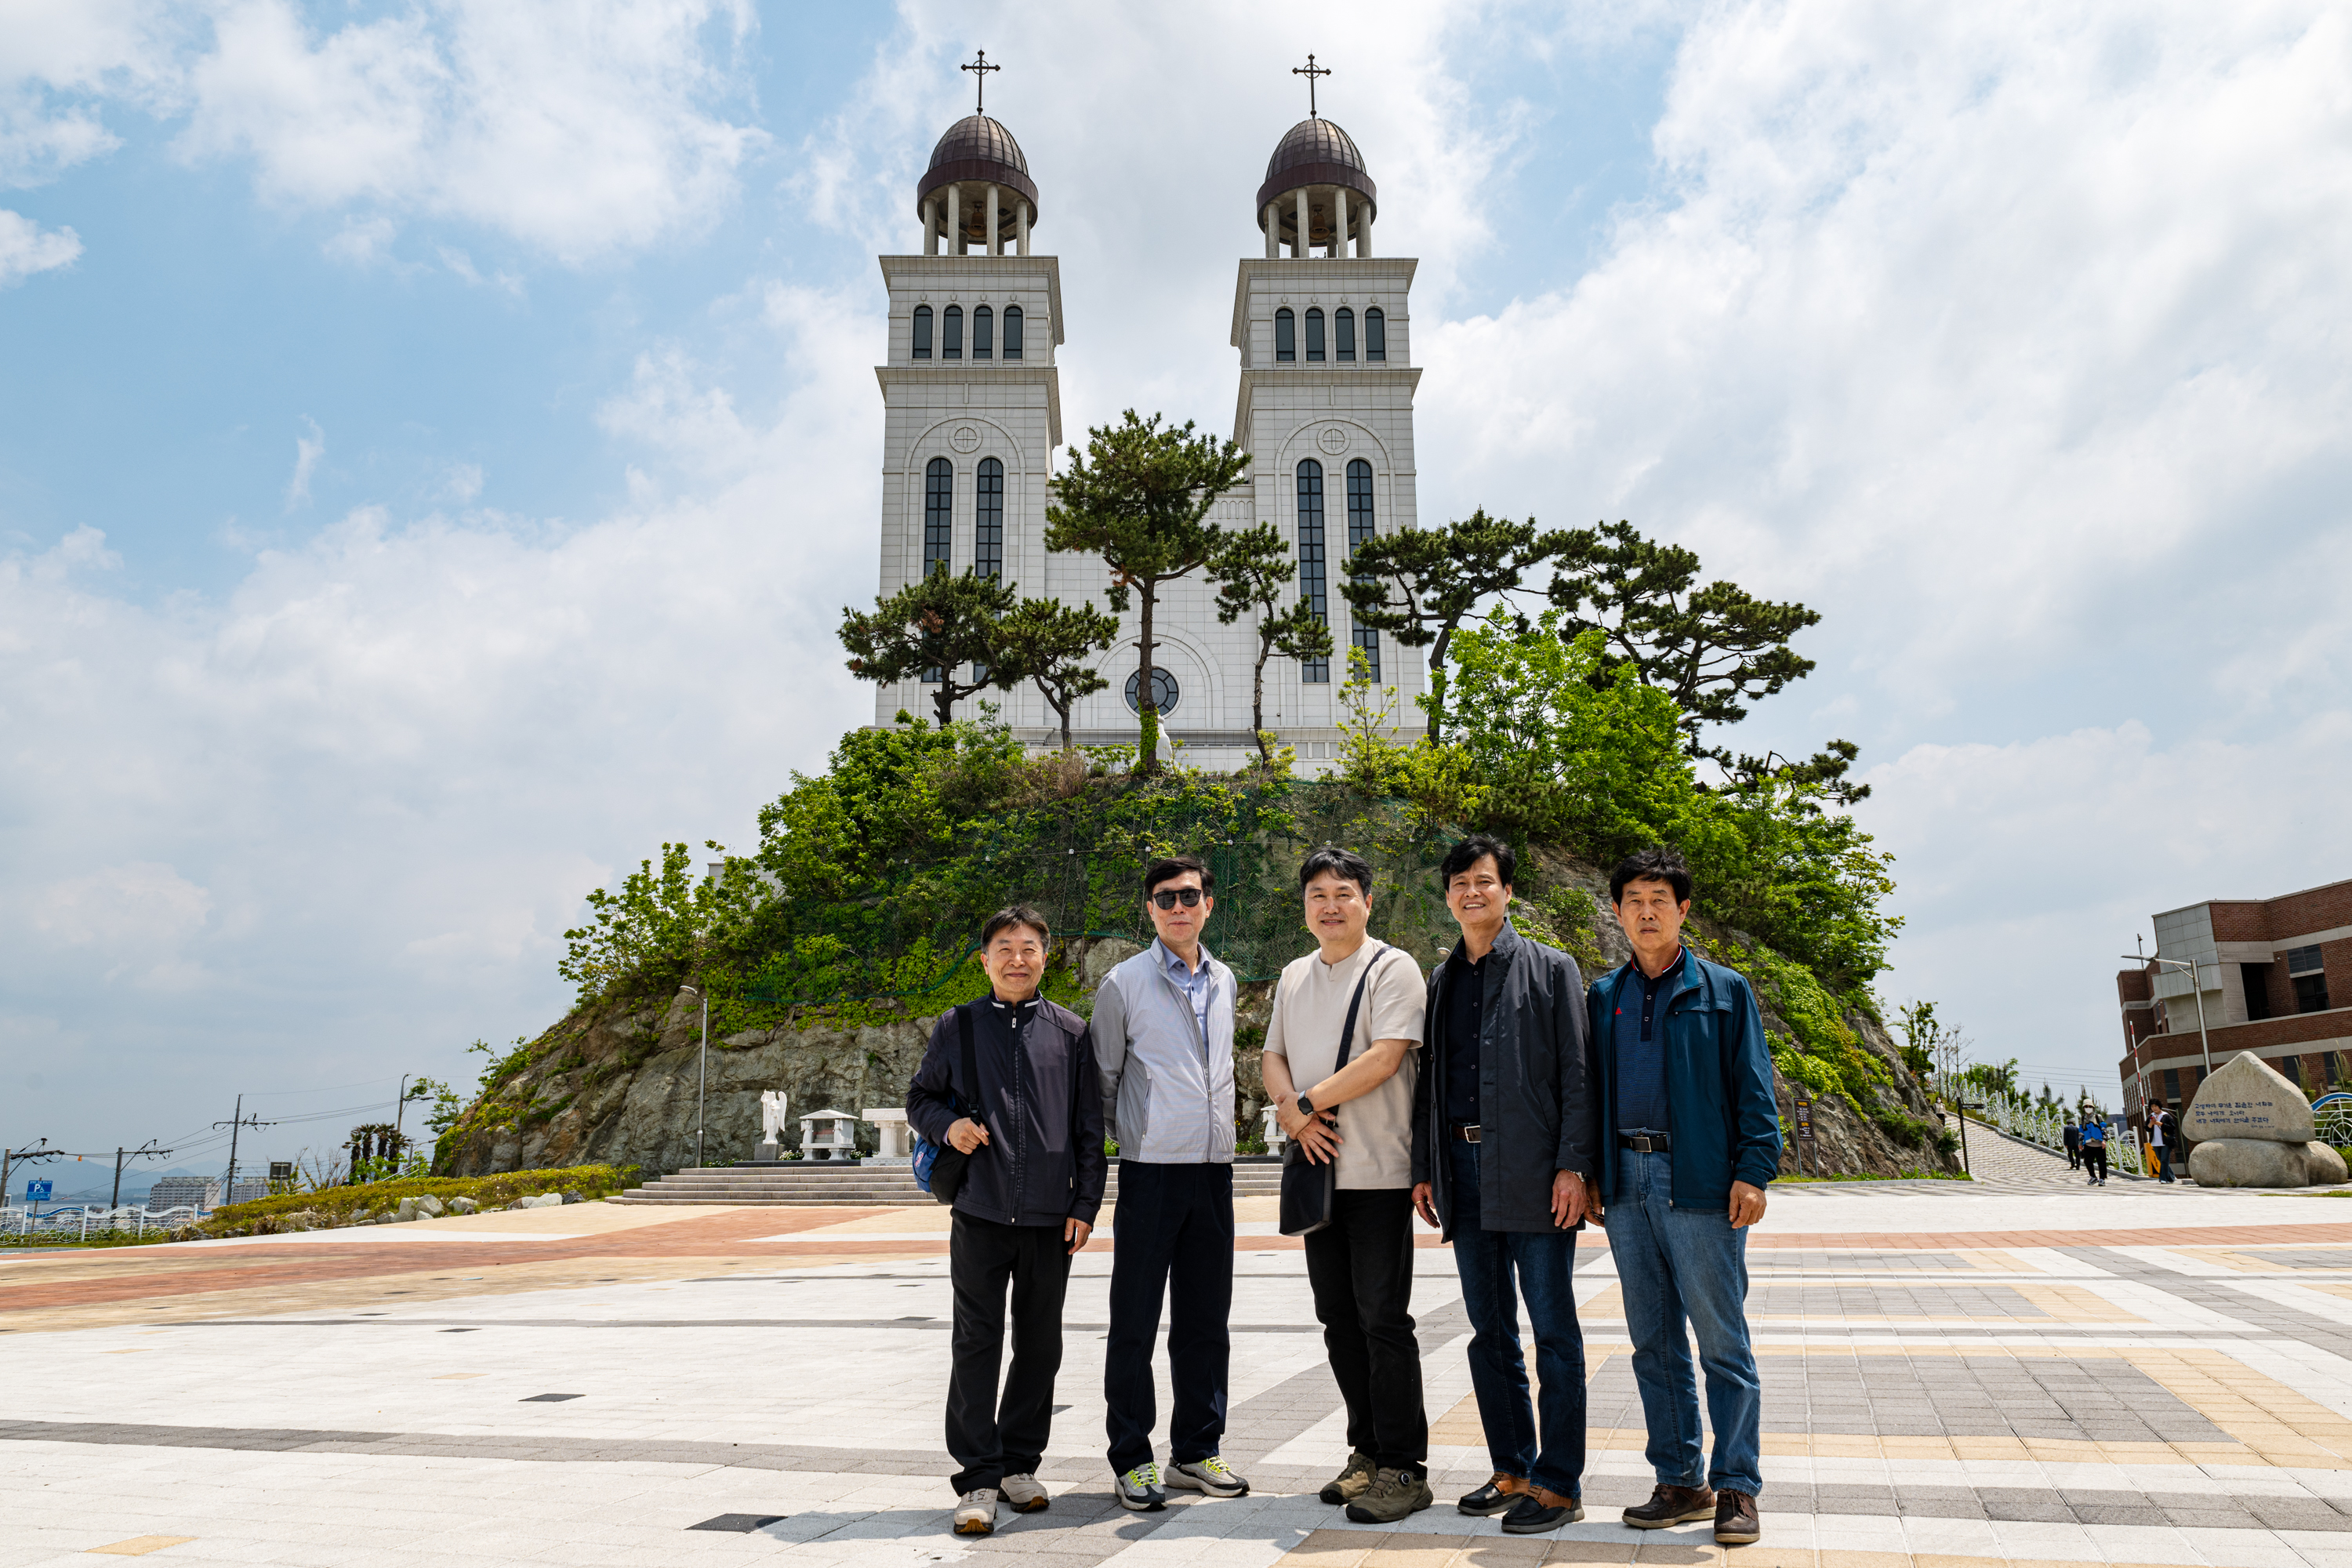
196, 1164, 640, 1238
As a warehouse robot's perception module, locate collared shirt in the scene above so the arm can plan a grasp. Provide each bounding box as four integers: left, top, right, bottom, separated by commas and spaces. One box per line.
1158, 939, 1213, 1060
1610, 947, 1686, 1135
1443, 946, 1488, 1124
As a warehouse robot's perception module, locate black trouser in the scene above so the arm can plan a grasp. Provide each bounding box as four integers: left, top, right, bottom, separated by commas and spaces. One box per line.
1303, 1185, 1427, 1473
1105, 1161, 1232, 1474
2065, 1144, 2080, 1169
947, 1210, 1072, 1494
2084, 1146, 2108, 1181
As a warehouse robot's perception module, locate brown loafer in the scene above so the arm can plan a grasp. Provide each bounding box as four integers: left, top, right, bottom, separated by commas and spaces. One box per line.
1623, 1483, 1716, 1528
1715, 1489, 1760, 1544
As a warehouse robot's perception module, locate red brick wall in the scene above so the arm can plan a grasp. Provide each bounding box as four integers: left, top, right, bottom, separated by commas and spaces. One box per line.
2212, 901, 2268, 942
2267, 880, 2352, 940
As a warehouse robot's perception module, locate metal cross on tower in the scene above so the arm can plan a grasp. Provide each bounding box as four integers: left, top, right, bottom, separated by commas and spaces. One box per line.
1293, 53, 1331, 118
962, 49, 1000, 114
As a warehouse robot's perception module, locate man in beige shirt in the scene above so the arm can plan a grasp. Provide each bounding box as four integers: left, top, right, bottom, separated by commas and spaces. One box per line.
1263, 845, 1431, 1525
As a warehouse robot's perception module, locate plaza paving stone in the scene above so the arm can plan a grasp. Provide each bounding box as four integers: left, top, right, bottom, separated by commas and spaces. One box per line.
13, 1183, 2352, 1566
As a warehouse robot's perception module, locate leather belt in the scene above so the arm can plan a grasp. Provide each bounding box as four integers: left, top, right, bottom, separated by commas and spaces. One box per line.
1450, 1123, 1482, 1144
1618, 1131, 1672, 1153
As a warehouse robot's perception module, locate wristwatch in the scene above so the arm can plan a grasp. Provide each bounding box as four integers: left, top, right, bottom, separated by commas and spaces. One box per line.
1296, 1092, 1316, 1117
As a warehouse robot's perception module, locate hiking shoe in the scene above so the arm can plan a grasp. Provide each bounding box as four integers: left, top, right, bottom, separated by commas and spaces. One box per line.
1715, 1489, 1760, 1544
1457, 1473, 1530, 1515
1344, 1467, 1435, 1524
999, 1473, 1048, 1513
1318, 1450, 1378, 1505
1114, 1462, 1166, 1512
953, 1488, 998, 1534
1624, 1483, 1716, 1528
1167, 1456, 1249, 1497
1501, 1486, 1584, 1534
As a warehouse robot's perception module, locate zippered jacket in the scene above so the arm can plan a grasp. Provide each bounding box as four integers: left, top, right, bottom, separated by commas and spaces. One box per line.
906, 996, 1106, 1227
1588, 952, 1781, 1209
1410, 919, 1600, 1236
1091, 942, 1237, 1165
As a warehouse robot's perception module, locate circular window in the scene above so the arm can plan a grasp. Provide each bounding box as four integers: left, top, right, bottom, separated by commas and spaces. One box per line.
950, 426, 981, 452
1123, 666, 1181, 717
1318, 424, 1350, 454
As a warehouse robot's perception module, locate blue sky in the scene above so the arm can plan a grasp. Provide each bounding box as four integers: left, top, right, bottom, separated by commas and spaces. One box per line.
5, 0, 2349, 1174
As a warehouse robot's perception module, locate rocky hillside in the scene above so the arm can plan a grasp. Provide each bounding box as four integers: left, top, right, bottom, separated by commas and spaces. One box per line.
441, 848, 1955, 1182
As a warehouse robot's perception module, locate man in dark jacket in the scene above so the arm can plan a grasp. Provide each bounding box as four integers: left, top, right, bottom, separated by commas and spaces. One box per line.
2063, 1118, 2082, 1170
1589, 847, 1780, 1548
1409, 835, 1600, 1536
906, 906, 1105, 1536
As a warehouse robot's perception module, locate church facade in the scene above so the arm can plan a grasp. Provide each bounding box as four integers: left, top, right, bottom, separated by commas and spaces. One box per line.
869, 107, 1426, 771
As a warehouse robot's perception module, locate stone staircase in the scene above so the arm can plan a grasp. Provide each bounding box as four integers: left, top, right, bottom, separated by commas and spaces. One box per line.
610, 1159, 1290, 1207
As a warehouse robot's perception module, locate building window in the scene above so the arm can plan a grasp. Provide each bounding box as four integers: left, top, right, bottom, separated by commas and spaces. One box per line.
974, 458, 1003, 579
1365, 307, 1386, 361
1123, 666, 1180, 716
2289, 945, 2331, 1014
1296, 459, 1328, 683
2244, 963, 2274, 1022
2162, 1067, 2180, 1106
1004, 305, 1023, 360
923, 457, 953, 681
1345, 458, 1378, 682
1275, 307, 1295, 362
1305, 307, 1326, 361
2285, 1054, 2307, 1090
943, 305, 964, 360
912, 304, 933, 359
1335, 307, 1356, 361
973, 305, 993, 360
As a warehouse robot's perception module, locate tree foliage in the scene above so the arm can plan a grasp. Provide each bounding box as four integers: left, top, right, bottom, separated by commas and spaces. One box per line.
993, 595, 1120, 750
1044, 411, 1250, 772
1213, 522, 1333, 760
838, 566, 1021, 727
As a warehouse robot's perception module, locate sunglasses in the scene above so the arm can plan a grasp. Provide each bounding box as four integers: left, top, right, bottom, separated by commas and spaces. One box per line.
1150, 887, 1207, 910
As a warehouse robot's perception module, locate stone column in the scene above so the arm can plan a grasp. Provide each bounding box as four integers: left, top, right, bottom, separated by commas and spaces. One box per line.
985, 183, 1000, 256
924, 196, 939, 256
1334, 186, 1349, 260
1263, 202, 1277, 260
947, 183, 962, 256
1294, 187, 1308, 260
1356, 209, 1373, 258
1016, 200, 1029, 256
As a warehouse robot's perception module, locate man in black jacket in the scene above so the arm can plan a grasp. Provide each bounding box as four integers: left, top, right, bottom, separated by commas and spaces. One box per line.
906, 906, 1106, 1536
1410, 836, 1601, 1536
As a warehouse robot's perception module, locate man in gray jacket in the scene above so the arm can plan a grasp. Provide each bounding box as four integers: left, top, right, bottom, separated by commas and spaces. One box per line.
1094, 853, 1247, 1512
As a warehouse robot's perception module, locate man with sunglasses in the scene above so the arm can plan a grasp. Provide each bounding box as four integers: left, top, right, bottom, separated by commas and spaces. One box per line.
1093, 854, 1247, 1511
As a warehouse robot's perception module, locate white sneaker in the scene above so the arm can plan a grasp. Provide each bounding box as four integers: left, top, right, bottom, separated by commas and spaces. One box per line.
953, 1488, 999, 1534
1000, 1472, 1049, 1512
1115, 1461, 1167, 1512
1167, 1455, 1249, 1497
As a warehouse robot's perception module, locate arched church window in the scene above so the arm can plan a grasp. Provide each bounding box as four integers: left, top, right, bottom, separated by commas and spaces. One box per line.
1275, 308, 1295, 362
1305, 308, 1326, 361
1335, 308, 1356, 362
1346, 458, 1380, 682
973, 305, 993, 360
943, 305, 964, 360
1003, 306, 1023, 360
913, 305, 933, 359
1365, 307, 1386, 361
975, 458, 1004, 580
1296, 459, 1330, 683
923, 456, 953, 682
1123, 666, 1181, 717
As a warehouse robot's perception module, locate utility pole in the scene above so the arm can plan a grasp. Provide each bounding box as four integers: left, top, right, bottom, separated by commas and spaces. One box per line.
680, 984, 710, 1170
111, 1141, 172, 1210
3, 1139, 58, 1207
213, 1102, 275, 1202
2122, 949, 2212, 1076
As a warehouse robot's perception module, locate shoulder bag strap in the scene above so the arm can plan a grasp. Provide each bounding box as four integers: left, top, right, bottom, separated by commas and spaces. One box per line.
956, 1004, 985, 1132
1334, 942, 1387, 1073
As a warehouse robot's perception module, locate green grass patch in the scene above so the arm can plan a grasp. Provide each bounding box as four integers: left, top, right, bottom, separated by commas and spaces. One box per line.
196, 1163, 641, 1239
0, 1228, 191, 1248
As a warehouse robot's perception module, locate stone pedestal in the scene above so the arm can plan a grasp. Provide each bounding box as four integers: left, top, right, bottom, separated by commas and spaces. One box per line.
864, 1108, 913, 1166
799, 1109, 862, 1163
2183, 1054, 2339, 1187
755, 1139, 782, 1163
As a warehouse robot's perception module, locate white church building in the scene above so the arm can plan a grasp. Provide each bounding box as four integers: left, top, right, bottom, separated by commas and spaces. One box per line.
867, 98, 1427, 771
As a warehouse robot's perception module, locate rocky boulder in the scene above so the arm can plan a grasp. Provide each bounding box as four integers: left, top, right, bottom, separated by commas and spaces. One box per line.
2183, 1053, 2316, 1144
2187, 1138, 2349, 1189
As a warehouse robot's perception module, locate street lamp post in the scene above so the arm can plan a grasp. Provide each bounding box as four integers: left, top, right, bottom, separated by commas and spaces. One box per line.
680, 985, 710, 1170
2122, 952, 2213, 1076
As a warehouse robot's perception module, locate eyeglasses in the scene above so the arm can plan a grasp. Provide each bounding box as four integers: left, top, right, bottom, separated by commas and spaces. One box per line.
1150, 887, 1206, 910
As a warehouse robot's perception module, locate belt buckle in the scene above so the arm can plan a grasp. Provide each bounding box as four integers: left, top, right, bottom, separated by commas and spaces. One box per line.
1457, 1124, 1481, 1144
1630, 1134, 1656, 1154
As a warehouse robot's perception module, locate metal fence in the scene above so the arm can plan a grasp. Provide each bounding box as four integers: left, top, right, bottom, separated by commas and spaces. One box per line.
2, 1203, 202, 1239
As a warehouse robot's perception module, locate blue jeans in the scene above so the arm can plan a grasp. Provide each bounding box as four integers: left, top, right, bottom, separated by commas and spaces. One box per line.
1447, 1139, 1586, 1496
2155, 1145, 2173, 1181
1608, 1148, 1762, 1496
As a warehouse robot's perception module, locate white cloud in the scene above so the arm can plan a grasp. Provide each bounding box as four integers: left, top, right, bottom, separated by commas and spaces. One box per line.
34, 862, 214, 987
0, 0, 181, 186
442, 463, 485, 503
176, 0, 767, 264
283, 416, 324, 510
0, 205, 81, 283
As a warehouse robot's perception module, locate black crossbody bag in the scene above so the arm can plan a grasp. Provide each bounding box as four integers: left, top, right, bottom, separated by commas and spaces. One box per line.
927, 1004, 987, 1207
1278, 945, 1391, 1238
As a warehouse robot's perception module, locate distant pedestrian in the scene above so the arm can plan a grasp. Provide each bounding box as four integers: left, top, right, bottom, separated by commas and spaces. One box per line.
1590, 847, 1781, 1548
1410, 835, 1600, 1535
906, 906, 1105, 1535
2151, 1108, 2175, 1183
2080, 1116, 2108, 1185
1261, 846, 1431, 1525
2062, 1119, 2082, 1170
1094, 855, 1250, 1511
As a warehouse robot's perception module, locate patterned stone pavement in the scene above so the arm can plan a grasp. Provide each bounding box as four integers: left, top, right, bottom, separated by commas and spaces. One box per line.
12, 1181, 2352, 1566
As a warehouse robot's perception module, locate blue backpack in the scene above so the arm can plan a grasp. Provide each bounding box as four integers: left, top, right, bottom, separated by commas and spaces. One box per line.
913, 1005, 984, 1203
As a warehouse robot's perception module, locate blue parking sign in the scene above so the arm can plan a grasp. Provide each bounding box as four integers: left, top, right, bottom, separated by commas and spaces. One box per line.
25, 1180, 53, 1202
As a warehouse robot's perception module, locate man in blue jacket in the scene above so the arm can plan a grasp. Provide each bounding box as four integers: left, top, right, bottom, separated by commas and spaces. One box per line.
1589, 847, 1780, 1548
907, 906, 1105, 1536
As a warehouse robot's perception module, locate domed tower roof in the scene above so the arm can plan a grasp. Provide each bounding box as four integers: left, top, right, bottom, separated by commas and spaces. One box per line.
1255, 116, 1376, 220
916, 114, 1039, 225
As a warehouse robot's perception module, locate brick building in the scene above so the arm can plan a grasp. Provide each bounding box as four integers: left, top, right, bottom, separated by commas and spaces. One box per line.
2118, 876, 2352, 1120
